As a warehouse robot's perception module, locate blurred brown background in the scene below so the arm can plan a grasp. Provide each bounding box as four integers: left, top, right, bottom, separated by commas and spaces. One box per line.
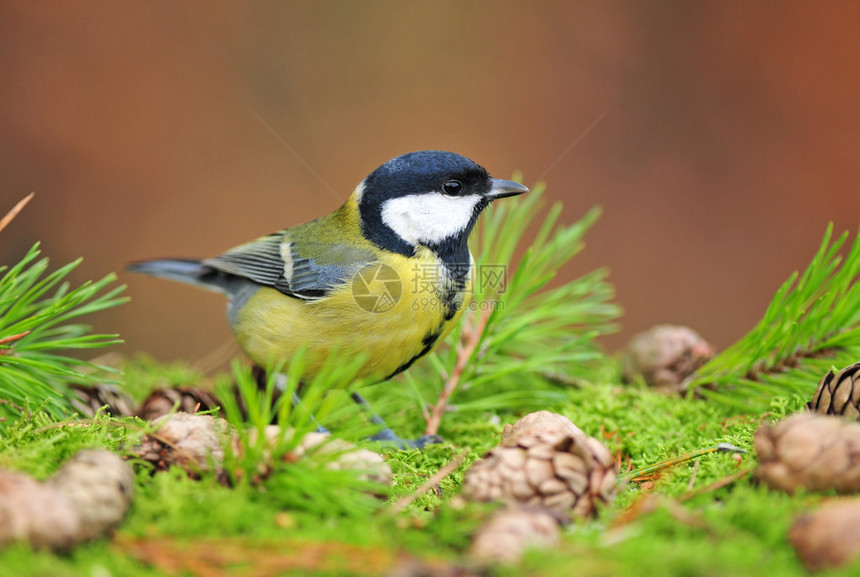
2, 1, 858, 367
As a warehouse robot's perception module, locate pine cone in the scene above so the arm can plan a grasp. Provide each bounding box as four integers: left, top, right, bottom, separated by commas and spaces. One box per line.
290, 431, 392, 486
808, 362, 860, 419
0, 469, 81, 551
621, 325, 715, 392
134, 413, 227, 476
133, 414, 392, 487
500, 410, 584, 446
463, 412, 617, 518
138, 386, 221, 421
755, 413, 860, 493
47, 450, 135, 542
469, 507, 562, 564
69, 383, 137, 418
0, 449, 133, 552
789, 498, 860, 572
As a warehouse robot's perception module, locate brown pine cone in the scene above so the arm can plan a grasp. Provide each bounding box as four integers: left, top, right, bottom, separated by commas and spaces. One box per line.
0, 469, 81, 551
808, 362, 860, 419
289, 431, 392, 486
133, 414, 392, 487
134, 413, 227, 476
500, 410, 584, 446
69, 383, 137, 418
469, 507, 562, 564
789, 498, 860, 572
138, 386, 221, 421
463, 412, 617, 518
621, 325, 715, 392
0, 449, 133, 552
755, 412, 860, 493
47, 450, 135, 542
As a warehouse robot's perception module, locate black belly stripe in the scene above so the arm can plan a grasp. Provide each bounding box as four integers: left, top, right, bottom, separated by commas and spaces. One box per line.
440, 286, 463, 321
422, 330, 441, 348
385, 328, 444, 380
443, 304, 458, 321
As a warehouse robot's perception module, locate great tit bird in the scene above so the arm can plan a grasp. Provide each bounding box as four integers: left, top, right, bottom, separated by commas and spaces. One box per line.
129, 150, 528, 445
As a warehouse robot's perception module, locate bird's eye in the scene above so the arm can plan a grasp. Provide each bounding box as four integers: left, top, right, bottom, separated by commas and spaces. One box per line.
442, 180, 463, 196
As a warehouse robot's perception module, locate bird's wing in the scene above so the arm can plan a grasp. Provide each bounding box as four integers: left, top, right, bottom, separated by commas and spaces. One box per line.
203, 226, 376, 300
203, 234, 285, 286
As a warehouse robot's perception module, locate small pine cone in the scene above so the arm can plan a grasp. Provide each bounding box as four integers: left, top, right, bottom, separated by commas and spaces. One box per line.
138, 386, 221, 421
621, 325, 715, 392
755, 413, 860, 493
789, 498, 860, 572
290, 431, 392, 486
500, 411, 585, 447
0, 450, 133, 552
808, 362, 860, 419
469, 507, 562, 564
69, 383, 137, 418
0, 469, 81, 551
47, 450, 135, 542
463, 412, 617, 518
133, 413, 227, 476
248, 428, 392, 486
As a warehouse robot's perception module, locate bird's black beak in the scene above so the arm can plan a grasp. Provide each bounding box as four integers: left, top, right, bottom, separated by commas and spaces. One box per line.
487, 178, 529, 199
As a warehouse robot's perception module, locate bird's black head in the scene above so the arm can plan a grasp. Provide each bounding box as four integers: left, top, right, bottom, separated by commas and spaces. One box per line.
356, 151, 527, 259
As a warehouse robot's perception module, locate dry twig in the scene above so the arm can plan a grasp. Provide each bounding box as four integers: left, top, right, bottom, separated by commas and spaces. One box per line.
424, 308, 491, 436
679, 467, 752, 502
0, 331, 31, 355
0, 192, 34, 233
389, 450, 469, 515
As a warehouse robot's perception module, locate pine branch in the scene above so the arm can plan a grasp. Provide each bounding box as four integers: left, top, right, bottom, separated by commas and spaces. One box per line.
217, 353, 385, 516
0, 195, 128, 427
415, 182, 621, 435
689, 223, 860, 408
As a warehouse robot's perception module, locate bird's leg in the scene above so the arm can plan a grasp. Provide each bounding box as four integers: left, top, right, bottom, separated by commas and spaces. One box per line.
350, 392, 444, 449
251, 366, 442, 448
292, 391, 328, 434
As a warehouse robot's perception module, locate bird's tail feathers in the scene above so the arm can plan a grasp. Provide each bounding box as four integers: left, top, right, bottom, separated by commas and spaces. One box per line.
127, 258, 227, 294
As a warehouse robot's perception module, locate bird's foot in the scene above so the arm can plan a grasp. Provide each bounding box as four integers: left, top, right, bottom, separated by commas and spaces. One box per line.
367, 428, 444, 449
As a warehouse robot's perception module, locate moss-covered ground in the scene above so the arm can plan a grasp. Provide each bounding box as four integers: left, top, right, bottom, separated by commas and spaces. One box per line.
0, 353, 852, 577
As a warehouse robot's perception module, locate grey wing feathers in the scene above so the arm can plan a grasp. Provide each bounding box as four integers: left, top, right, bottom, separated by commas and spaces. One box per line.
203, 234, 375, 300
203, 234, 285, 287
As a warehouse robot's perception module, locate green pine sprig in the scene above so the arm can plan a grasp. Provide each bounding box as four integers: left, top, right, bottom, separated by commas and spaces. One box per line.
216, 352, 387, 516
1, 217, 128, 426
405, 180, 621, 435
689, 223, 860, 409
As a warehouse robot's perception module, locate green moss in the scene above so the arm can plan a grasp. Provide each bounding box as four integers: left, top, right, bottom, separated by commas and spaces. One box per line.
0, 364, 829, 577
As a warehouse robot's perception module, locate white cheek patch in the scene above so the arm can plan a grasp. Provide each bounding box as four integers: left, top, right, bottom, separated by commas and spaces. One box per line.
381, 193, 481, 245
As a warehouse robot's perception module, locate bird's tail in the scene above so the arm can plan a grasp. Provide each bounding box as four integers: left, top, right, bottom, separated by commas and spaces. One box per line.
127, 258, 227, 294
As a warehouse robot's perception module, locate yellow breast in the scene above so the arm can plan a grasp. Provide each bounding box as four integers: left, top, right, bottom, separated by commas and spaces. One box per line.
232, 247, 472, 380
